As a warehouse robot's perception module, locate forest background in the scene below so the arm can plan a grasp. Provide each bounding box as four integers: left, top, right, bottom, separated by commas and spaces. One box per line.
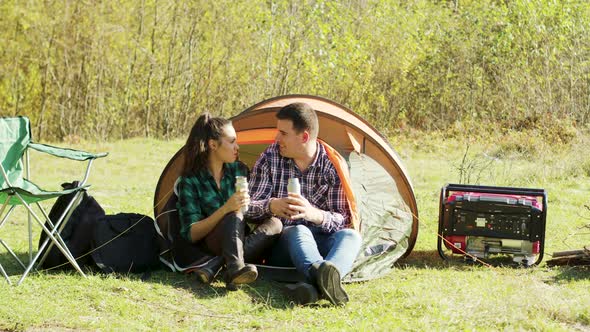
1, 0, 589, 144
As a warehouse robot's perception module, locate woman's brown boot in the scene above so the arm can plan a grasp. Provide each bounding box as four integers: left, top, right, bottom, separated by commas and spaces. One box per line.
221, 214, 258, 290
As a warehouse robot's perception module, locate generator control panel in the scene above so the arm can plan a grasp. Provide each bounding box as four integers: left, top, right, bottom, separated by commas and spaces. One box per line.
444, 194, 544, 240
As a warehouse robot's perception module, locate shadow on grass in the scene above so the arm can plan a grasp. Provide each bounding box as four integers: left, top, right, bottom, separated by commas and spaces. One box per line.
395, 250, 537, 270
395, 250, 447, 269
0, 252, 99, 286
239, 279, 336, 309
1, 250, 327, 309
0, 251, 34, 282
550, 266, 590, 282
119, 268, 328, 309
173, 273, 339, 309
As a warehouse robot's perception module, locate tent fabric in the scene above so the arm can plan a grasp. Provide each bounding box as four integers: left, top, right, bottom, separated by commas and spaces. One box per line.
346, 152, 414, 280
153, 95, 419, 282
318, 139, 359, 231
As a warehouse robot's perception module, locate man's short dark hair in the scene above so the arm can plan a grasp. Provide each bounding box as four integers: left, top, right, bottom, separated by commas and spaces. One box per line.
276, 102, 319, 139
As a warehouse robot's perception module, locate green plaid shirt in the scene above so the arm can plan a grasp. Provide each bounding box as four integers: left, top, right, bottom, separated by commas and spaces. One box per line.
176, 162, 248, 241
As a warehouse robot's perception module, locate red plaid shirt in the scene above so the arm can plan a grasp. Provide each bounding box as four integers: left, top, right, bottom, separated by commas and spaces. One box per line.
246, 142, 350, 233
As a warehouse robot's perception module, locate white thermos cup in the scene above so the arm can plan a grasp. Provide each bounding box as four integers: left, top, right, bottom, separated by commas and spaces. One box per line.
235, 176, 248, 214
287, 177, 301, 195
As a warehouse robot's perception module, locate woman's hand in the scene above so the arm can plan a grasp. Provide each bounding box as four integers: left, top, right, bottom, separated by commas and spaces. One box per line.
223, 190, 250, 214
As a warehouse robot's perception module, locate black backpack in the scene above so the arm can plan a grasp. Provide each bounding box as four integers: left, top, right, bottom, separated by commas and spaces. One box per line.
39, 182, 105, 270
91, 213, 160, 273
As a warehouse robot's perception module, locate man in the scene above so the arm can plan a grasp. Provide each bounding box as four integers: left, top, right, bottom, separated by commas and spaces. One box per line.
246, 102, 362, 305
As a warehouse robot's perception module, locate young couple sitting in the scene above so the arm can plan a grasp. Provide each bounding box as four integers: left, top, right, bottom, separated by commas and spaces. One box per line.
176, 103, 362, 305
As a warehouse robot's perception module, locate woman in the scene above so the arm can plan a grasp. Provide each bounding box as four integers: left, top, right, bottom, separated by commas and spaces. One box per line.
176, 113, 282, 290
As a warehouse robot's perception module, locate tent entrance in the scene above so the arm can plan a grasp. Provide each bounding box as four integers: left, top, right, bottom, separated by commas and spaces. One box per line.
347, 152, 413, 281
237, 128, 275, 168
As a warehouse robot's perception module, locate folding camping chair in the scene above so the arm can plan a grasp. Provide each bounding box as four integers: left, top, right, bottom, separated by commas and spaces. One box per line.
0, 116, 107, 285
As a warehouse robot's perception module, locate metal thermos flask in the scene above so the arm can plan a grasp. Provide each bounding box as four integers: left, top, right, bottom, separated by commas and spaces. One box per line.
287, 177, 301, 195
235, 176, 248, 214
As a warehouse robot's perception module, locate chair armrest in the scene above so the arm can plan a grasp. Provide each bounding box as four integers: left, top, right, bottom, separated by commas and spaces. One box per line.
28, 142, 108, 161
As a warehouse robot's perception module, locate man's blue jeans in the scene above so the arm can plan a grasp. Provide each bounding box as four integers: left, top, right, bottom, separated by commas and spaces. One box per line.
267, 225, 362, 280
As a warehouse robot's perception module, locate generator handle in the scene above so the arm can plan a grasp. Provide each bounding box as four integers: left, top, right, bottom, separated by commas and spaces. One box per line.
442, 183, 546, 199
535, 191, 548, 265
437, 186, 449, 260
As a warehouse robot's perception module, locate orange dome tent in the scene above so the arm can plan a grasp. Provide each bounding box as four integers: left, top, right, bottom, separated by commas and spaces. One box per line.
154, 95, 418, 281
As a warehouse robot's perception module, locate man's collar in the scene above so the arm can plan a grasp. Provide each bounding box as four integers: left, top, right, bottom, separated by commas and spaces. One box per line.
307, 141, 322, 169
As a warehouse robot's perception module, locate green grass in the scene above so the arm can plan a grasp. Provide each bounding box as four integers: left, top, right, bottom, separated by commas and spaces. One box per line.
1, 136, 589, 331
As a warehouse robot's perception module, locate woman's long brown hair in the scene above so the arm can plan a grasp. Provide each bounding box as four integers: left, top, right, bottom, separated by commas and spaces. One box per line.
183, 113, 230, 176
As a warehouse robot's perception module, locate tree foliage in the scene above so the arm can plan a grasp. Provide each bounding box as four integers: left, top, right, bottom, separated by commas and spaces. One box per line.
1, 0, 588, 140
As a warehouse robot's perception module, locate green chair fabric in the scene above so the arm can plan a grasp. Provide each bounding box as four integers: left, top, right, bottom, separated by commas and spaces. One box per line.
1, 117, 106, 204
0, 116, 107, 285
0, 117, 30, 190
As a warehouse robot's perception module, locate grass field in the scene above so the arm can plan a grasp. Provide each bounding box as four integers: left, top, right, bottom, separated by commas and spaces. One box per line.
1, 135, 589, 331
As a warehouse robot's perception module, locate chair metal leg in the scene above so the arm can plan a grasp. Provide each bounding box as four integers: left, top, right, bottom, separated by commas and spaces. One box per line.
0, 205, 16, 230
28, 207, 33, 263
36, 192, 84, 270
14, 192, 86, 286
36, 201, 73, 258
17, 216, 87, 285
0, 203, 25, 284
0, 196, 11, 221
25, 149, 32, 263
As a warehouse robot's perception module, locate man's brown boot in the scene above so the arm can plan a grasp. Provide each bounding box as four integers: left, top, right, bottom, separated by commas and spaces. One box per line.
310, 261, 349, 305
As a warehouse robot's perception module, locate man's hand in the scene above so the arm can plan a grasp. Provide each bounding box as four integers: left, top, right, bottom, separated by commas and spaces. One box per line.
285, 193, 324, 225
269, 197, 296, 219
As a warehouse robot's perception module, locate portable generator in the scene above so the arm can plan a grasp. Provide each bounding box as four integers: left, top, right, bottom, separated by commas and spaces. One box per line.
437, 184, 547, 266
